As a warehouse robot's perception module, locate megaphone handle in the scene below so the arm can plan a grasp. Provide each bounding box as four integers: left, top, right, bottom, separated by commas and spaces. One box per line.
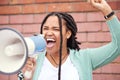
24, 70, 32, 79
17, 71, 32, 80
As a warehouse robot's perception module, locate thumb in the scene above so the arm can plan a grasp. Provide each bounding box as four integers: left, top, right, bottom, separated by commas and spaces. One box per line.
89, 0, 95, 5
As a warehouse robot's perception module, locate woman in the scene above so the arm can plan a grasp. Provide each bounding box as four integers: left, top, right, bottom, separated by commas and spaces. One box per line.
21, 0, 120, 80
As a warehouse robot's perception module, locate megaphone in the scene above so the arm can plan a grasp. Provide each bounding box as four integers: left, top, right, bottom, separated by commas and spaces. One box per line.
0, 27, 46, 75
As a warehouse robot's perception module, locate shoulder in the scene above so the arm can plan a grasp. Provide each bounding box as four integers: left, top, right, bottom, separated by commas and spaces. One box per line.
69, 48, 90, 56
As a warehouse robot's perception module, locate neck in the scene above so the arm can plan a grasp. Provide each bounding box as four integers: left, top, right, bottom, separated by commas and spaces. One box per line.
46, 48, 69, 67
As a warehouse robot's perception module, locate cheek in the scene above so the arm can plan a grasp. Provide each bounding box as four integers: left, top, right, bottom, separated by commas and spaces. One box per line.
42, 31, 45, 35
55, 33, 60, 42
54, 33, 61, 47
57, 33, 67, 45
42, 30, 48, 36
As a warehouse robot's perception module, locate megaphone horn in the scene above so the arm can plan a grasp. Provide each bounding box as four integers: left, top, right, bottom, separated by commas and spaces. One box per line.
0, 27, 46, 75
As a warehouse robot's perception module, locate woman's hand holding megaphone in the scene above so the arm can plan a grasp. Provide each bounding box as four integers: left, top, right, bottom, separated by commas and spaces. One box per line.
22, 57, 36, 80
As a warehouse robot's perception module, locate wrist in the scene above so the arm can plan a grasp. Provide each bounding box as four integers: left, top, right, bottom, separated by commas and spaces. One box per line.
104, 11, 115, 20
104, 11, 115, 19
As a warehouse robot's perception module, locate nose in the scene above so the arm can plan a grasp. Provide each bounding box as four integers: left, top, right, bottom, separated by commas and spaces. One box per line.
45, 30, 54, 37
44, 31, 54, 39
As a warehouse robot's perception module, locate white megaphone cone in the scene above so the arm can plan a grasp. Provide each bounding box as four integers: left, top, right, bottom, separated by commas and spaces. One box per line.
4, 34, 46, 57
0, 27, 46, 79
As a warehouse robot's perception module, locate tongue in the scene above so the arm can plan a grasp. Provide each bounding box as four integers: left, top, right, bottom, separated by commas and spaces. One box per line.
47, 42, 55, 48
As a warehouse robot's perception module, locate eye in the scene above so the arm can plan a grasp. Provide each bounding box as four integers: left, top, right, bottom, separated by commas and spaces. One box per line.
53, 27, 60, 31
43, 26, 48, 30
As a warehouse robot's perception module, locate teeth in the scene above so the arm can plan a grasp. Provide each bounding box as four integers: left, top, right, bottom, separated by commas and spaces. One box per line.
47, 38, 55, 41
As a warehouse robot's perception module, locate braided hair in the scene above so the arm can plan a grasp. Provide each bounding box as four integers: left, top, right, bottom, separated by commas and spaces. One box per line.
40, 12, 81, 50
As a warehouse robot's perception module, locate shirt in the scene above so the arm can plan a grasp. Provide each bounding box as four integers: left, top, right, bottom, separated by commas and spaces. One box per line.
38, 56, 79, 80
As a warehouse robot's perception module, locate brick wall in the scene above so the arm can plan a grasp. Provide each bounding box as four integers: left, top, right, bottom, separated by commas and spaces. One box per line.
0, 0, 120, 80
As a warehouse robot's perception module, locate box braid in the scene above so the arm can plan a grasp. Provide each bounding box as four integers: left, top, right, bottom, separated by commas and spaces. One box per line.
40, 12, 81, 51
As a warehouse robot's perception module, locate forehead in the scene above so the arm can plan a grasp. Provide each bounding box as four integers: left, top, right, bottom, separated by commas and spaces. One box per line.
44, 15, 65, 26
47, 16, 58, 22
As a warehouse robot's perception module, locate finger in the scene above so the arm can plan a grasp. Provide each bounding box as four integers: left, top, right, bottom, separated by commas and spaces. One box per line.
96, 0, 102, 3
90, 0, 100, 4
28, 57, 34, 61
98, 0, 102, 2
90, 0, 100, 8
22, 57, 36, 73
31, 58, 36, 64
87, 0, 90, 2
22, 64, 33, 73
26, 67, 33, 71
90, 0, 95, 5
27, 57, 36, 64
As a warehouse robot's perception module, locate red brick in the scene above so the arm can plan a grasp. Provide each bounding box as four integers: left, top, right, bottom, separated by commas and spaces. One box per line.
93, 74, 120, 80
70, 13, 87, 22
0, 25, 12, 28
80, 42, 102, 49
0, 6, 21, 15
93, 67, 102, 73
23, 4, 46, 14
9, 25, 23, 32
107, 0, 119, 1
34, 14, 46, 23
0, 25, 22, 32
101, 63, 120, 74
0, 74, 9, 80
72, 2, 97, 12
0, 16, 9, 24
23, 33, 34, 37
116, 11, 120, 19
87, 12, 105, 21
10, 74, 17, 80
71, 0, 84, 1
93, 74, 103, 80
20, 15, 34, 24
112, 56, 120, 63
87, 32, 111, 42
35, 0, 84, 3
77, 22, 101, 32
10, 0, 35, 4
47, 3, 72, 12
76, 33, 87, 42
9, 0, 17, 4
22, 24, 40, 33
23, 5, 36, 13
108, 1, 120, 10
0, 0, 9, 5
35, 0, 56, 3
10, 15, 34, 24
102, 22, 110, 31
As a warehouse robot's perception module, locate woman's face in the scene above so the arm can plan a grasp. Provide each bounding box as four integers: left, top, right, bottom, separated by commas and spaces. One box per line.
42, 16, 71, 54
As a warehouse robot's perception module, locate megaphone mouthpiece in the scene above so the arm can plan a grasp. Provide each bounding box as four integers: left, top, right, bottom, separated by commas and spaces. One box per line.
4, 34, 46, 57
5, 42, 24, 57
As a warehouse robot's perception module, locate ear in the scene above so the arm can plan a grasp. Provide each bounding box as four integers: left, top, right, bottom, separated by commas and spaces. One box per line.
66, 30, 71, 39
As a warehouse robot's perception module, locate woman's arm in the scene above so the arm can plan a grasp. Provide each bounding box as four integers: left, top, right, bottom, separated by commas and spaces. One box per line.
89, 16, 120, 70
88, 0, 120, 70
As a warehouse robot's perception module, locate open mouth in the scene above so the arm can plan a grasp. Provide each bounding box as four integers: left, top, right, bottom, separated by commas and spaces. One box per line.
46, 38, 56, 48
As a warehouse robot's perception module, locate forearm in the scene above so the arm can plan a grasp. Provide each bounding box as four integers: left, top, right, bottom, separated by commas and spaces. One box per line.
89, 16, 120, 70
